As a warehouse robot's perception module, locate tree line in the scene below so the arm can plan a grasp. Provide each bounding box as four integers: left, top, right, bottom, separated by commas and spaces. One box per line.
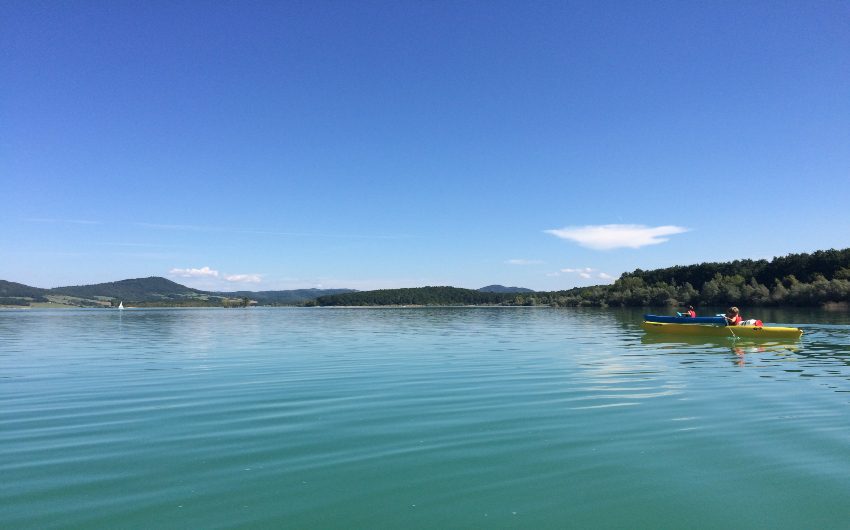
315, 248, 850, 308
316, 286, 513, 306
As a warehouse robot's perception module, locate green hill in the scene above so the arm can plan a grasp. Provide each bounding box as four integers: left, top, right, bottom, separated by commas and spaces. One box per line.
50, 277, 203, 302
0, 280, 48, 298
0, 280, 49, 305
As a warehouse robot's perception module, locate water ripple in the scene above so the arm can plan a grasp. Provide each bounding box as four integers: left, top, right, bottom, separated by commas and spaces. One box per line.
3, 307, 850, 528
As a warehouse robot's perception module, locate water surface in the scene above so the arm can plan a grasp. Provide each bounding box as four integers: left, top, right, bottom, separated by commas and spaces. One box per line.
2, 307, 850, 528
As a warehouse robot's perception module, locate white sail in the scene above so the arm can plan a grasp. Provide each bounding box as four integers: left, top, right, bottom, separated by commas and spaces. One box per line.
118, 301, 124, 310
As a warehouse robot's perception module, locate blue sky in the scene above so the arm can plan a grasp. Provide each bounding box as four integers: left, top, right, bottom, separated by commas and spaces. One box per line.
3, 1, 849, 291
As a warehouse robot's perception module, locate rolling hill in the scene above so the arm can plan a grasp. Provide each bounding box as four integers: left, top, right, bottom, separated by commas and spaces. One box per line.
51, 277, 202, 301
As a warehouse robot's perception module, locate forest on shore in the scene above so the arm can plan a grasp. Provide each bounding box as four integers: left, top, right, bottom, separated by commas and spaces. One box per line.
316, 248, 850, 308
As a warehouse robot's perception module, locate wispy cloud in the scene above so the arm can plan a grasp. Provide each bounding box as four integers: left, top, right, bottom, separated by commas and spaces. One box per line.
26, 217, 100, 225
545, 224, 689, 250
135, 222, 410, 240
224, 274, 262, 283
169, 266, 219, 278
168, 266, 263, 287
97, 242, 180, 248
506, 259, 544, 265
562, 267, 594, 279
137, 222, 209, 232
554, 267, 616, 282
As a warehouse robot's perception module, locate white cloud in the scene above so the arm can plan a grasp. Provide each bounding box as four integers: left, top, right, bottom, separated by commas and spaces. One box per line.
557, 267, 615, 282
169, 266, 219, 278
545, 224, 689, 250
507, 259, 544, 265
225, 274, 262, 283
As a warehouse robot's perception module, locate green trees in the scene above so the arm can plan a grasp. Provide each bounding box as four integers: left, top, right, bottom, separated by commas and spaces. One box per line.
598, 249, 850, 308
316, 286, 516, 306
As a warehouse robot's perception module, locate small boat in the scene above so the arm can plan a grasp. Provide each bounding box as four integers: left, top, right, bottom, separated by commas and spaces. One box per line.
644, 314, 726, 325
642, 321, 803, 339
118, 301, 124, 310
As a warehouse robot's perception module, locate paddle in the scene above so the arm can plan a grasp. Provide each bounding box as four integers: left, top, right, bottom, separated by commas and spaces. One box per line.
727, 325, 739, 341
717, 313, 739, 341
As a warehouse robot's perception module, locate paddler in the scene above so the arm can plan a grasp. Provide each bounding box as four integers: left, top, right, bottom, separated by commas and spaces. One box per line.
724, 307, 742, 326
685, 305, 696, 318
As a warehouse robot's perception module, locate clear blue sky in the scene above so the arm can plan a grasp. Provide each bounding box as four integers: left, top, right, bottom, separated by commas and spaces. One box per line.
3, 1, 849, 291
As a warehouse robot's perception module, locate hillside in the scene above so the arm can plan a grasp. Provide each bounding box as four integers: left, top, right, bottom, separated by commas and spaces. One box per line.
0, 280, 49, 305
0, 280, 48, 298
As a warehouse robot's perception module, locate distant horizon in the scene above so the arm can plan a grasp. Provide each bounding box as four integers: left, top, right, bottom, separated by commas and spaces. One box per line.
2, 273, 539, 293
4, 2, 849, 291
5, 244, 849, 294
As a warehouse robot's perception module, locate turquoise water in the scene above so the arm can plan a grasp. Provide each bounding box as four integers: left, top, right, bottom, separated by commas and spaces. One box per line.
2, 307, 850, 529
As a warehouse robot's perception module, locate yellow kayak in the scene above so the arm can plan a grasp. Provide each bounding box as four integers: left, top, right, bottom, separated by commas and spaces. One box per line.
642, 321, 803, 339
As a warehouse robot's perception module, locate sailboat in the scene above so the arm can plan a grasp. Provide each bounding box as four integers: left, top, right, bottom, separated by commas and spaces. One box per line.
118, 301, 124, 310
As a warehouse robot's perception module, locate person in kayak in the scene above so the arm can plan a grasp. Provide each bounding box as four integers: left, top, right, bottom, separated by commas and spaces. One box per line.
724, 307, 765, 327
725, 306, 743, 326
676, 305, 696, 317
724, 307, 742, 326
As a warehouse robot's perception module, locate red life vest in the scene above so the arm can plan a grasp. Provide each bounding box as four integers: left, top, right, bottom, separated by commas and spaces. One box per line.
729, 315, 742, 325
687, 310, 696, 318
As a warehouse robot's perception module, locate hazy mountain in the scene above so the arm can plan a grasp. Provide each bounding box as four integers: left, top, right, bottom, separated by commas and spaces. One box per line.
478, 285, 534, 293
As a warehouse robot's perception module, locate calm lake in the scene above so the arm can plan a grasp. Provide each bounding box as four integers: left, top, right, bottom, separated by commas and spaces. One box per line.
2, 307, 850, 528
